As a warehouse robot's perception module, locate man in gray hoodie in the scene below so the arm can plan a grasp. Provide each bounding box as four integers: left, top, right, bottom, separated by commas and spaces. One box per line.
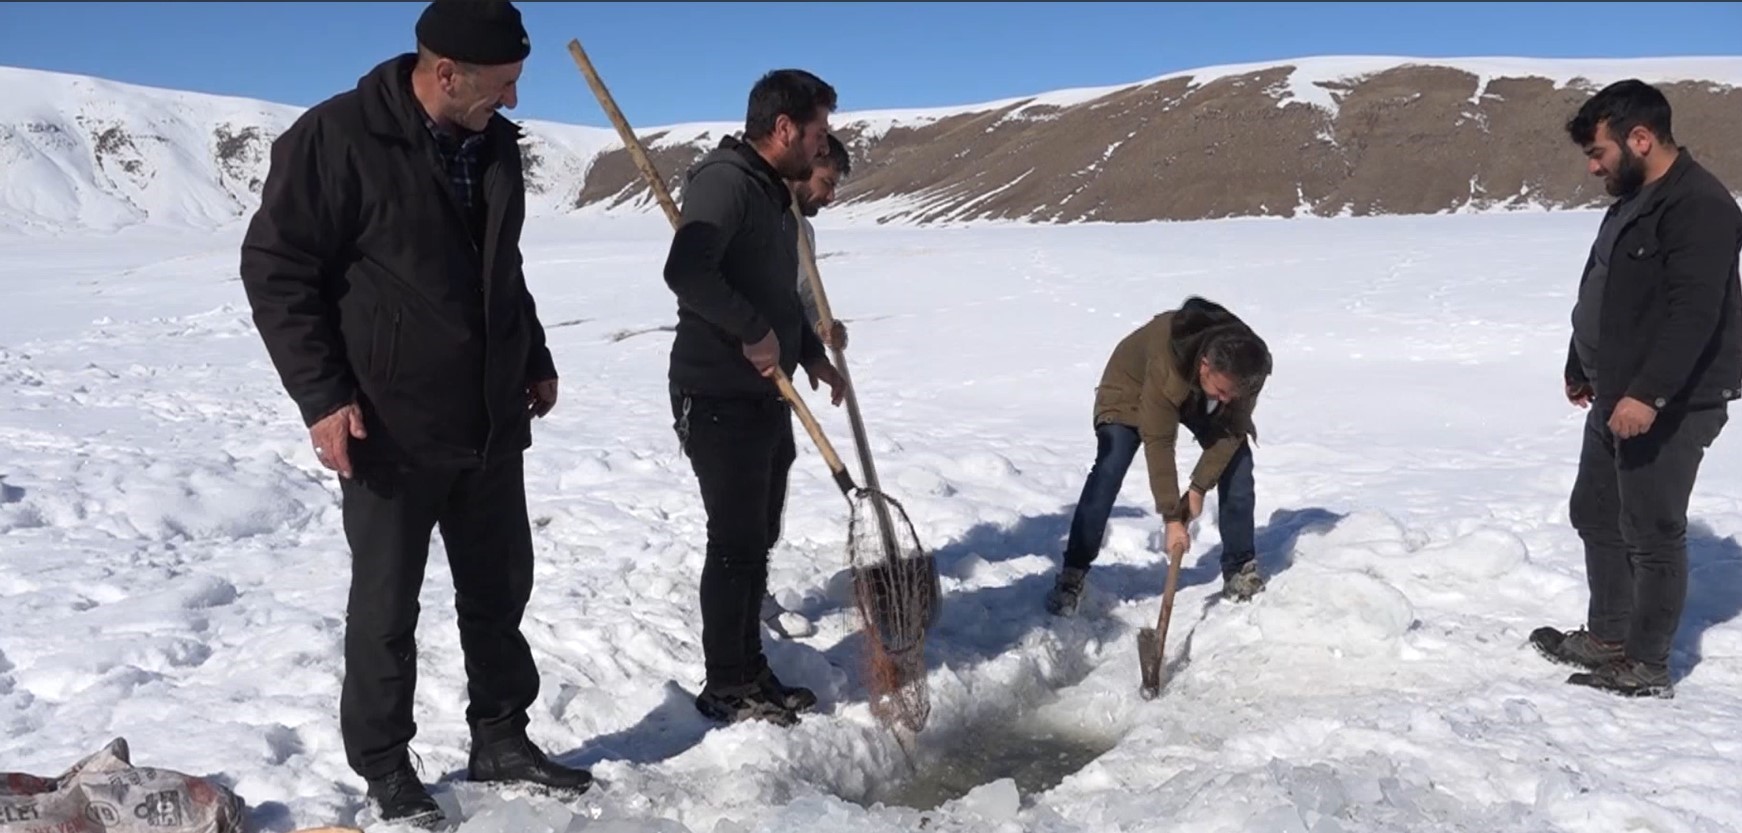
662, 68, 846, 726
762, 132, 855, 642
794, 133, 852, 351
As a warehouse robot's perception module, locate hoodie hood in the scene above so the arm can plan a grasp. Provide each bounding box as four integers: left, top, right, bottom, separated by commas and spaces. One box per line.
1168, 295, 1272, 399
1168, 296, 1243, 367
687, 135, 792, 212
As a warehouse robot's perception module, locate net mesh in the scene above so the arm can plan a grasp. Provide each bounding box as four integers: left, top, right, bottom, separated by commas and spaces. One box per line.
846, 486, 940, 734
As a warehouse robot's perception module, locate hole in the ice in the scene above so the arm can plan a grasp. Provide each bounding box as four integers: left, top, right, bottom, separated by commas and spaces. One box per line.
849, 715, 1118, 813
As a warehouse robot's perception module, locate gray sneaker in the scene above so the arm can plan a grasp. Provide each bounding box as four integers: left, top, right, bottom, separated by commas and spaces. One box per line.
1045, 567, 1087, 617
1222, 562, 1265, 602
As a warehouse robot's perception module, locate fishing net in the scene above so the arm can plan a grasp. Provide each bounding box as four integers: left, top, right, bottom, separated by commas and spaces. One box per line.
845, 486, 941, 734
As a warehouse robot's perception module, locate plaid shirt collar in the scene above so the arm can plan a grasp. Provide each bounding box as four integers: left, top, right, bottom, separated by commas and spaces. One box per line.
421, 110, 487, 211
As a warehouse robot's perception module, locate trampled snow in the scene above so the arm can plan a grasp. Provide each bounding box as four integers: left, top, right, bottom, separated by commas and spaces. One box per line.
3, 206, 1742, 833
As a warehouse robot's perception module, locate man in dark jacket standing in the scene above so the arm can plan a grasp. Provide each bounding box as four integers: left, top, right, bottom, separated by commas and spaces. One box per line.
663, 69, 846, 727
239, 2, 590, 825
1532, 80, 1742, 699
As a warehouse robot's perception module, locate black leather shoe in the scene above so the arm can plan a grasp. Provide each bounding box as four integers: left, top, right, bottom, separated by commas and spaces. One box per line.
365, 762, 443, 829
467, 734, 593, 796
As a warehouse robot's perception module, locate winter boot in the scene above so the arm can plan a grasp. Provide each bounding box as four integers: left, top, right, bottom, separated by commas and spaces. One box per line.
696, 681, 799, 727
365, 758, 443, 829
1566, 658, 1674, 699
1529, 626, 1624, 671
1045, 567, 1087, 617
466, 733, 593, 797
1222, 562, 1266, 602
754, 663, 818, 713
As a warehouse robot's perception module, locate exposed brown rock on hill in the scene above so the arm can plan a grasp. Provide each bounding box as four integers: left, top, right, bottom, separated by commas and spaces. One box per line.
3, 57, 1737, 232
575, 62, 1742, 224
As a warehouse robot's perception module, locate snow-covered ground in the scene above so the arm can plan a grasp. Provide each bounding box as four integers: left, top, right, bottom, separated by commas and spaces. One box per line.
2, 208, 1741, 833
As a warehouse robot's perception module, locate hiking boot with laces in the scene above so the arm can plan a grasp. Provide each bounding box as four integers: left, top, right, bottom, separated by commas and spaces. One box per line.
1045, 567, 1087, 617
1567, 657, 1674, 699
1222, 562, 1265, 602
365, 759, 443, 829
467, 733, 592, 797
753, 664, 817, 713
696, 682, 799, 727
1530, 626, 1624, 671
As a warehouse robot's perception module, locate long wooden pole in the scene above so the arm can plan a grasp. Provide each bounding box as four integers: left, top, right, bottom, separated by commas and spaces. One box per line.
566, 37, 857, 499
567, 39, 679, 228
789, 200, 899, 562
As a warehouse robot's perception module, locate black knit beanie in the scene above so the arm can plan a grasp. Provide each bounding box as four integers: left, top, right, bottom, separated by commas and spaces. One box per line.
415, 1, 531, 66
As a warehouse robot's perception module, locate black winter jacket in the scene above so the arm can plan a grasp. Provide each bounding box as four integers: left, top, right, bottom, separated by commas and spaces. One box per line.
662, 136, 825, 397
240, 54, 556, 469
1565, 150, 1742, 412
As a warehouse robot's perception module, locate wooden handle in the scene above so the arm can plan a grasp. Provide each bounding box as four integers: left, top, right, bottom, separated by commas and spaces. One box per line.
788, 195, 901, 551
567, 36, 851, 494
1154, 493, 1190, 636
1155, 542, 1184, 639
566, 39, 680, 227
788, 195, 838, 332
773, 368, 855, 495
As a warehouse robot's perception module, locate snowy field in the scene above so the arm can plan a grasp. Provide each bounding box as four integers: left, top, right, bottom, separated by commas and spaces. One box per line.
2, 208, 1741, 833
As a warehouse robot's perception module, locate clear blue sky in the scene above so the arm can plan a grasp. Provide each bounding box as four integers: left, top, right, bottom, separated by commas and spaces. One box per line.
2, 2, 1738, 127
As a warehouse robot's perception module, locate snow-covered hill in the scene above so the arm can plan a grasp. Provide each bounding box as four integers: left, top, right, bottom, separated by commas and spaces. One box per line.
3, 55, 1742, 234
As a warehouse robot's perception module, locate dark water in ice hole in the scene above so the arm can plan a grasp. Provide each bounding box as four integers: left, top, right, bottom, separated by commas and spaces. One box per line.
854, 718, 1120, 812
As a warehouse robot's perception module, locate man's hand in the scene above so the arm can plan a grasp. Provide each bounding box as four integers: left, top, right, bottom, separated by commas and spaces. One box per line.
1165, 520, 1191, 558
825, 319, 849, 351
1186, 488, 1205, 521
527, 378, 558, 418
1609, 395, 1657, 439
743, 330, 780, 378
311, 402, 367, 479
805, 357, 847, 406
1566, 380, 1593, 409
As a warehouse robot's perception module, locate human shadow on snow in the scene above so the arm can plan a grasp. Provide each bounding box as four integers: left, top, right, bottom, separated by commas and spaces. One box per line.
544, 505, 1344, 771
928, 505, 1148, 568
550, 680, 716, 771
1670, 521, 1742, 682
814, 504, 1344, 708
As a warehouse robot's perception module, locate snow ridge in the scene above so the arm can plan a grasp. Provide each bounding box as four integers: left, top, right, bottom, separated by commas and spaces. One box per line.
3, 54, 1741, 234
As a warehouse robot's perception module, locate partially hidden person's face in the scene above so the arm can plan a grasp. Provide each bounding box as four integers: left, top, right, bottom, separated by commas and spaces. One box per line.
1582, 120, 1649, 198
796, 162, 840, 217
777, 106, 832, 181
1198, 360, 1240, 404
444, 59, 523, 132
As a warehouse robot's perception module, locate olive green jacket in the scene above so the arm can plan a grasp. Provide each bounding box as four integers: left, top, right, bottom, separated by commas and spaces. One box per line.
1093, 310, 1258, 523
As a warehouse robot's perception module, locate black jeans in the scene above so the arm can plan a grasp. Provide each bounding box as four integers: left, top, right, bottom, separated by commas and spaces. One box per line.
337, 453, 541, 780
671, 389, 796, 690
1062, 419, 1256, 578
1569, 401, 1728, 668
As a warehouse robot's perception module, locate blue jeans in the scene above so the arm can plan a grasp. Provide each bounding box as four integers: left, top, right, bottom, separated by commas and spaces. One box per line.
1061, 421, 1255, 578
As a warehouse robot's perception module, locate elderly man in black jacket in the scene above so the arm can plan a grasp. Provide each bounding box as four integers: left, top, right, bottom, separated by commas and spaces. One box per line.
1532, 79, 1742, 699
238, 2, 589, 826
663, 69, 847, 727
